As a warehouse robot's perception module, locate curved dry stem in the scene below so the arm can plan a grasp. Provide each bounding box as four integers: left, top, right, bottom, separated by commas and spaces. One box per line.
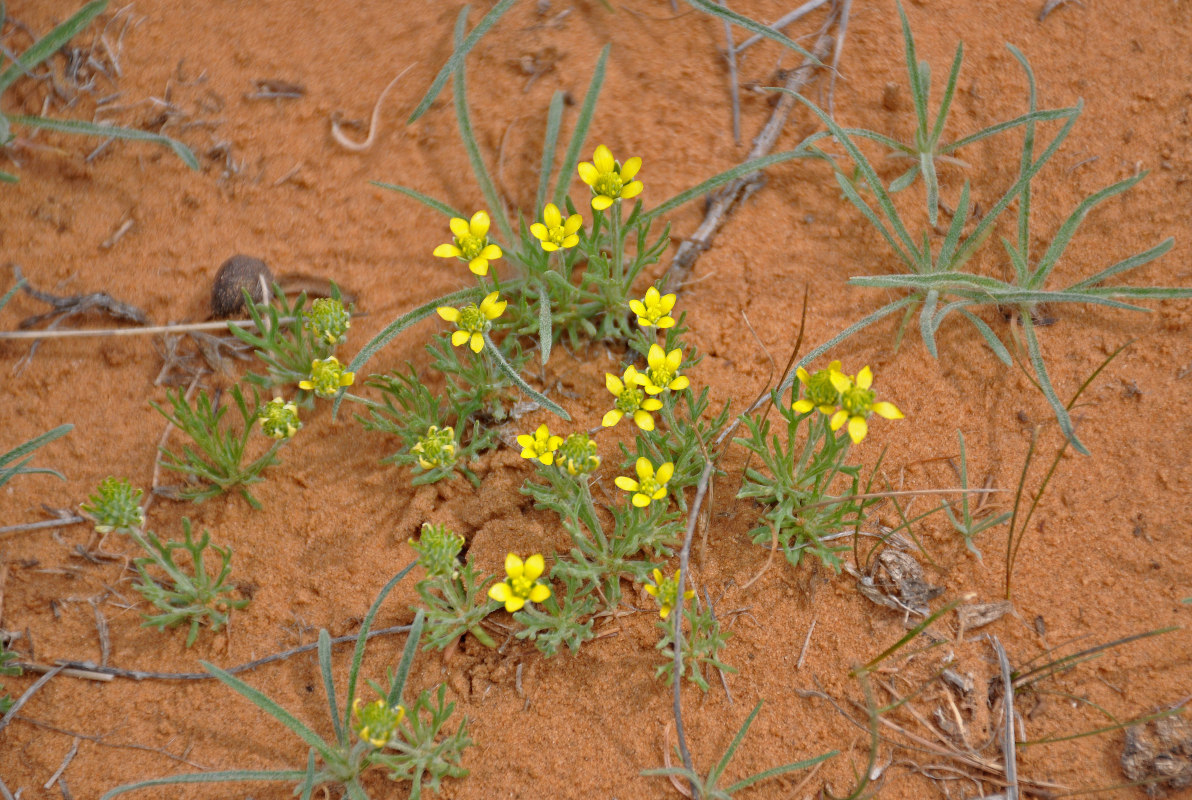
331, 64, 415, 152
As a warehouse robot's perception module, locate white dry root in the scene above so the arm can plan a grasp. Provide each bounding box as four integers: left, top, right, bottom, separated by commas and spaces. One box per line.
330, 64, 415, 152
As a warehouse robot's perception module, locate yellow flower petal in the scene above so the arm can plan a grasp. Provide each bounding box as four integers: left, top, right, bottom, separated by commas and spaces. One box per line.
657, 317, 675, 329
449, 217, 470, 238
644, 584, 660, 598
593, 144, 614, 173
615, 476, 639, 492
489, 583, 511, 603
652, 568, 663, 583
602, 409, 623, 427
341, 372, 355, 387
530, 223, 548, 239
468, 257, 489, 276
298, 380, 313, 390
543, 203, 561, 227
873, 401, 904, 419
621, 156, 642, 180
856, 365, 873, 390
577, 162, 598, 185
540, 452, 554, 465
830, 410, 848, 431
480, 244, 502, 261
437, 306, 460, 322
641, 398, 663, 411
659, 605, 672, 620
469, 210, 491, 237
562, 234, 579, 248
563, 214, 583, 235
656, 462, 674, 484
829, 370, 852, 394
848, 415, 868, 443
517, 434, 534, 449
796, 367, 811, 386
632, 492, 650, 508
645, 286, 660, 305
451, 330, 471, 347
524, 554, 545, 581
633, 410, 655, 431
505, 553, 525, 578
520, 446, 537, 459
592, 195, 613, 211
605, 373, 624, 395
635, 457, 653, 480
621, 180, 643, 199
647, 344, 664, 369
529, 583, 551, 603
541, 241, 558, 252
793, 399, 814, 414
469, 332, 484, 353
433, 243, 462, 258
505, 595, 526, 613
670, 376, 690, 391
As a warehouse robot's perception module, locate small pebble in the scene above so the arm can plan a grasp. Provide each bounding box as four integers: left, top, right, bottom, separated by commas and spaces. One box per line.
210, 254, 274, 318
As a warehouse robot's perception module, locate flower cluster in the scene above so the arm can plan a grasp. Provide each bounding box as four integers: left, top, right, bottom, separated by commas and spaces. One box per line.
410, 522, 465, 579
258, 397, 301, 440
299, 356, 355, 398
81, 477, 145, 534
411, 425, 457, 470
793, 363, 903, 443
645, 568, 694, 620
434, 211, 503, 276
556, 432, 601, 476
352, 698, 405, 748
488, 553, 551, 612
303, 297, 351, 346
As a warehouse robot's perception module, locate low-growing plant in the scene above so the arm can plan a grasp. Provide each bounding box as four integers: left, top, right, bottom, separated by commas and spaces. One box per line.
409, 523, 497, 649
102, 565, 470, 800
80, 476, 145, 534
152, 383, 292, 508
0, 0, 197, 184
776, 5, 1192, 455
654, 594, 736, 693
129, 519, 248, 647
642, 700, 836, 798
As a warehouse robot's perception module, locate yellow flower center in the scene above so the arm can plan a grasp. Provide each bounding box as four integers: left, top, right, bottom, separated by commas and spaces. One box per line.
806, 370, 841, 409
841, 385, 875, 417
615, 385, 645, 414
594, 172, 624, 199
457, 305, 487, 334
648, 364, 676, 390
638, 473, 664, 498
510, 574, 536, 599
456, 234, 486, 260
545, 224, 567, 246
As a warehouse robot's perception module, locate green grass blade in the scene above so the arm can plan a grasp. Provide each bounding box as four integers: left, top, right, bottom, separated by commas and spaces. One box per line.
993, 290, 1145, 311
100, 770, 310, 800
952, 103, 1082, 268
451, 10, 513, 245
687, 0, 821, 63
928, 42, 964, 147
835, 170, 916, 270
708, 701, 763, 785
535, 91, 565, 214
318, 629, 345, 746
1007, 45, 1037, 262
334, 286, 484, 417
343, 561, 419, 734
1075, 285, 1192, 301
0, 424, 72, 469
552, 44, 609, 209
887, 164, 919, 193
780, 89, 921, 263
919, 289, 940, 357
370, 181, 463, 219
482, 332, 571, 420
1067, 238, 1174, 290
1029, 173, 1147, 288
298, 750, 317, 800
942, 106, 1074, 154
936, 181, 970, 270
0, 0, 108, 93
537, 279, 553, 366
406, 0, 517, 124
853, 597, 961, 676
0, 168, 17, 183
647, 148, 810, 222
1002, 237, 1031, 287
385, 609, 425, 708
921, 150, 940, 227
955, 308, 1011, 364
9, 115, 198, 170
1020, 314, 1085, 455
779, 296, 918, 395
724, 751, 837, 794
200, 661, 336, 761
850, 271, 1010, 291
896, 2, 929, 142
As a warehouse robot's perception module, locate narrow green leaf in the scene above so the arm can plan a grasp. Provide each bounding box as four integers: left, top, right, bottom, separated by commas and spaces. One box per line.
936, 181, 970, 270
343, 561, 418, 734
0, 0, 108, 93
0, 424, 72, 469
1067, 238, 1173, 290
318, 630, 345, 746
896, 2, 928, 140
0, 168, 16, 184
483, 332, 570, 420
922, 150, 939, 227
686, 0, 822, 63
406, 0, 518, 124
386, 609, 425, 708
942, 106, 1074, 154
709, 701, 763, 785
535, 91, 565, 215
647, 148, 810, 221
919, 289, 939, 357
537, 279, 553, 366
724, 751, 838, 794
887, 164, 919, 193
201, 661, 336, 762
1007, 44, 1037, 262
100, 770, 309, 800
1020, 315, 1086, 455
552, 45, 609, 209
370, 181, 463, 219
834, 170, 916, 270
297, 750, 317, 800
10, 115, 199, 170
928, 42, 964, 147
0, 275, 25, 312
955, 308, 1011, 365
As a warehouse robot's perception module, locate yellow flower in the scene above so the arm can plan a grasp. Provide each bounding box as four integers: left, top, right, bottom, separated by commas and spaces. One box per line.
410, 425, 456, 470
436, 291, 507, 353
828, 365, 904, 444
488, 553, 552, 612
433, 210, 503, 276
258, 397, 301, 439
628, 286, 676, 329
615, 457, 674, 508
517, 423, 563, 465
641, 344, 690, 395
352, 698, 405, 748
298, 356, 355, 398
577, 144, 643, 211
530, 203, 582, 251
792, 360, 844, 415
556, 433, 601, 475
602, 365, 662, 430
644, 568, 694, 620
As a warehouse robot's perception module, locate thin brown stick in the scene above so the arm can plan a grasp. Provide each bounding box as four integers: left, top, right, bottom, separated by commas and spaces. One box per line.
0, 663, 64, 734
662, 32, 832, 295
739, 519, 778, 592
716, 0, 741, 144
15, 715, 207, 769
796, 618, 816, 669
0, 316, 299, 340
43, 736, 80, 790
732, 0, 831, 54
993, 637, 1020, 800
17, 663, 113, 682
